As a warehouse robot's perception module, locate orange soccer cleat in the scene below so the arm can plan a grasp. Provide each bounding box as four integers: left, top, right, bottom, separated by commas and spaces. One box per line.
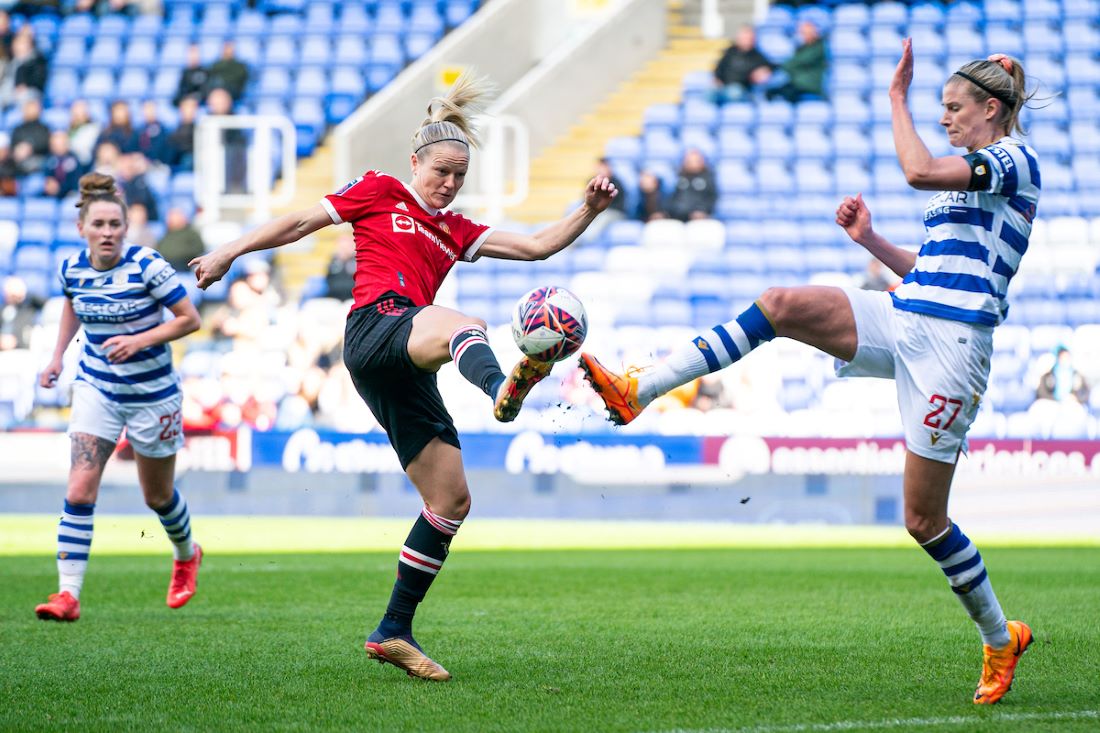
578, 353, 644, 425
365, 635, 451, 681
493, 357, 554, 423
167, 544, 203, 609
35, 591, 81, 622
973, 620, 1033, 704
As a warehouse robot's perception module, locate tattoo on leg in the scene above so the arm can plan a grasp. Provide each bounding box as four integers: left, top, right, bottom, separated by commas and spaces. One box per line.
71, 433, 116, 471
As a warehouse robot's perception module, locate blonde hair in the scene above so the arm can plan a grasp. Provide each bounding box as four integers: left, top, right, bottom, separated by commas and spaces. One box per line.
950, 55, 1033, 136
76, 172, 126, 222
411, 71, 494, 157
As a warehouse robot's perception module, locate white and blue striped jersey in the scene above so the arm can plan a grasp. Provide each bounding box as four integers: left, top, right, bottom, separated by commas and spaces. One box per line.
892, 136, 1040, 327
59, 244, 187, 404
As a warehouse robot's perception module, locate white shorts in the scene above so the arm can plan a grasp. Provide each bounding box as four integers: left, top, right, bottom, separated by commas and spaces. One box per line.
835, 288, 993, 463
68, 381, 184, 458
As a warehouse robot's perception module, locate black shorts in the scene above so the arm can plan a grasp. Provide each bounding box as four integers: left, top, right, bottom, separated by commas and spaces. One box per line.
343, 292, 460, 470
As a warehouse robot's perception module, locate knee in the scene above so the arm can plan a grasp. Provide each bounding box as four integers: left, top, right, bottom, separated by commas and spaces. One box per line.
460, 316, 488, 333
904, 509, 947, 544
757, 286, 792, 329
446, 490, 472, 521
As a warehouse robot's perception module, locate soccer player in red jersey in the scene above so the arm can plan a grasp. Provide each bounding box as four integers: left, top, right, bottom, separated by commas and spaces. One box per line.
191, 72, 617, 680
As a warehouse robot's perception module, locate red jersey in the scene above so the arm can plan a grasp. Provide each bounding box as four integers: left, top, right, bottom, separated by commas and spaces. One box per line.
321, 171, 493, 309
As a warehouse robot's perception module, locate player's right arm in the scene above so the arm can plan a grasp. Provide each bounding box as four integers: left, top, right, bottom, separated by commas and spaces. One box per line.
190, 203, 333, 289
40, 298, 80, 388
835, 192, 917, 278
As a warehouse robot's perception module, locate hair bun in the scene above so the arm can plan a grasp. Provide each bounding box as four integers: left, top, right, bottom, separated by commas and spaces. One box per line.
988, 53, 1013, 73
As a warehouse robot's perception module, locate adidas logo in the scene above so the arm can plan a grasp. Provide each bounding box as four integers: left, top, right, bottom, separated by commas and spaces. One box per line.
395, 202, 409, 212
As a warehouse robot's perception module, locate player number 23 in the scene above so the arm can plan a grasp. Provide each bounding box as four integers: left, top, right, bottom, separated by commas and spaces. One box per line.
159, 410, 182, 441
923, 395, 963, 429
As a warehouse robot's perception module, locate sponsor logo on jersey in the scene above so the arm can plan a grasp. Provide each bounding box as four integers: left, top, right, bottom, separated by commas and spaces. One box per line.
335, 176, 363, 195
392, 213, 415, 233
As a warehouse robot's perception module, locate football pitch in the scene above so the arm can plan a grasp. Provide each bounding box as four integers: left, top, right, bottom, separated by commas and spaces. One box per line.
2, 516, 1098, 733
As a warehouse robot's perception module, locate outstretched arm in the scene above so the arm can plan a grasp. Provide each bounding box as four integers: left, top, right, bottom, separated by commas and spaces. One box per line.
475, 176, 618, 261
190, 203, 333, 288
890, 38, 972, 191
836, 193, 917, 278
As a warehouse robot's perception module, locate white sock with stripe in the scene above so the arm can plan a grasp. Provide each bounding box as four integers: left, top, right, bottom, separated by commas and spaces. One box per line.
640, 302, 777, 405
57, 500, 94, 599
153, 488, 195, 561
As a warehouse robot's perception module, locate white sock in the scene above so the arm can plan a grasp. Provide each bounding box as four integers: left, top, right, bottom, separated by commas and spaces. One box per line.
57, 500, 94, 599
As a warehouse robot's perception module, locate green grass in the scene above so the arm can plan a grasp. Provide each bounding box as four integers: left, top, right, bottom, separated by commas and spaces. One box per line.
1, 519, 1098, 732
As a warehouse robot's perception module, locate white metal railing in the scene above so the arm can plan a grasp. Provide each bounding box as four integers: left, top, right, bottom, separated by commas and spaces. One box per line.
451, 114, 529, 225
194, 115, 297, 222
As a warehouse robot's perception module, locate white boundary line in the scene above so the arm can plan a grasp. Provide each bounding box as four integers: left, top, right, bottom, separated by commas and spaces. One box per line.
649, 710, 1099, 733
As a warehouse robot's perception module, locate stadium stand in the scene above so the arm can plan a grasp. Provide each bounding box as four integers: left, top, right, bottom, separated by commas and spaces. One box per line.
1, 0, 1097, 441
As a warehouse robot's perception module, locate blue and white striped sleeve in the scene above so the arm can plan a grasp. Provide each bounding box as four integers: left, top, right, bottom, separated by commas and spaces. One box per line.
142, 252, 187, 307
975, 143, 1032, 198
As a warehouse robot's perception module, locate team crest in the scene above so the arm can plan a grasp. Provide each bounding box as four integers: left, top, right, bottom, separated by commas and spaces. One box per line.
439, 222, 450, 235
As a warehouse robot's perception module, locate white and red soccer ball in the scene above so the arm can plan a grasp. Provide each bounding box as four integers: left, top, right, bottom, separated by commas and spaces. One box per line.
510, 285, 588, 363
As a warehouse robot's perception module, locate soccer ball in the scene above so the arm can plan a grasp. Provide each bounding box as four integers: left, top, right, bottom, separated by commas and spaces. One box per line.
510, 285, 588, 363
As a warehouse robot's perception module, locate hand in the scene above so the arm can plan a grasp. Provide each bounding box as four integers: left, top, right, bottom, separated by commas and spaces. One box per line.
38, 359, 63, 389
836, 193, 874, 245
583, 175, 618, 214
189, 249, 235, 289
101, 334, 147, 363
889, 37, 914, 102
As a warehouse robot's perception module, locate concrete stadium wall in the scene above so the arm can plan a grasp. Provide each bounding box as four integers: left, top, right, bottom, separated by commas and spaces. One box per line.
332, 0, 665, 189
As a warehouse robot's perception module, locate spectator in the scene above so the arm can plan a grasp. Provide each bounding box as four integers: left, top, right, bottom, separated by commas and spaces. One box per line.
859, 258, 899, 292
206, 40, 249, 102
0, 29, 47, 110
208, 260, 279, 349
635, 170, 667, 221
0, 11, 13, 61
173, 44, 210, 108
167, 95, 197, 172
712, 25, 773, 104
92, 139, 121, 178
137, 100, 172, 167
67, 99, 101, 168
10, 97, 50, 174
126, 202, 158, 248
95, 100, 140, 156
43, 129, 85, 198
156, 207, 205, 272
71, 0, 142, 15
324, 231, 357, 301
0, 131, 18, 195
1035, 345, 1090, 405
116, 151, 159, 221
206, 86, 248, 193
766, 20, 828, 103
0, 275, 39, 351
665, 148, 717, 221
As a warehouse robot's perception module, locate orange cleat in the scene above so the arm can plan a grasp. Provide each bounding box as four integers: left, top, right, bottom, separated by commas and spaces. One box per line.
365, 636, 451, 681
167, 544, 203, 609
578, 353, 644, 425
35, 591, 81, 622
493, 357, 554, 422
973, 620, 1033, 704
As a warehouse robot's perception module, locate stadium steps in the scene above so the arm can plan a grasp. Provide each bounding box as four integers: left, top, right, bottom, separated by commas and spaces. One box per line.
270, 141, 345, 300
504, 2, 731, 224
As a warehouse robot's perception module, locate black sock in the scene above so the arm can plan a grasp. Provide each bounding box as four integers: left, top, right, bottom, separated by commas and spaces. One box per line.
449, 325, 506, 398
376, 507, 462, 638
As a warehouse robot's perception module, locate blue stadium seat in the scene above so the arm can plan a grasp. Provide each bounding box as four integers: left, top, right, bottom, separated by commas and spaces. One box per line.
757, 100, 793, 128
270, 14, 302, 36
22, 198, 59, 222
20, 270, 51, 302
0, 199, 20, 221
720, 103, 755, 126
375, 2, 408, 34
160, 36, 189, 67
88, 38, 123, 69
1066, 55, 1100, 86
256, 68, 293, 100
834, 159, 872, 194
235, 10, 269, 37
299, 36, 332, 67
51, 37, 86, 69
945, 1, 984, 25
756, 161, 793, 194
717, 160, 755, 195
117, 69, 150, 98
909, 2, 946, 28
643, 103, 681, 133
264, 36, 299, 69
15, 244, 50, 270
59, 13, 96, 40
338, 4, 374, 34
369, 34, 405, 67
827, 27, 871, 61
444, 0, 478, 28
758, 29, 795, 62
717, 127, 755, 161
405, 33, 440, 60
832, 4, 869, 30
832, 94, 869, 126
870, 1, 907, 30
605, 136, 643, 163
681, 70, 714, 102
1023, 0, 1063, 22
756, 127, 792, 161
680, 127, 716, 161
409, 5, 445, 35
642, 129, 681, 165
945, 25, 985, 57
682, 99, 719, 130
793, 124, 831, 160
80, 69, 116, 101
1024, 23, 1064, 56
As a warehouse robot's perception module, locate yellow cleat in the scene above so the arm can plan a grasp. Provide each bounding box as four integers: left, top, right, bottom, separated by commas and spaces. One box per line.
974, 620, 1033, 704
493, 357, 553, 423
578, 353, 644, 425
365, 637, 451, 681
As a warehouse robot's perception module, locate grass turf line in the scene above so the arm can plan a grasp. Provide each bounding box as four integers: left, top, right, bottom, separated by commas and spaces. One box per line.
2, 515, 1098, 556
3, 547, 1099, 732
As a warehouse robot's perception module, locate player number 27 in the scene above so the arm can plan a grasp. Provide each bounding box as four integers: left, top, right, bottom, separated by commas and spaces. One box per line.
923, 395, 963, 429
159, 410, 182, 441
